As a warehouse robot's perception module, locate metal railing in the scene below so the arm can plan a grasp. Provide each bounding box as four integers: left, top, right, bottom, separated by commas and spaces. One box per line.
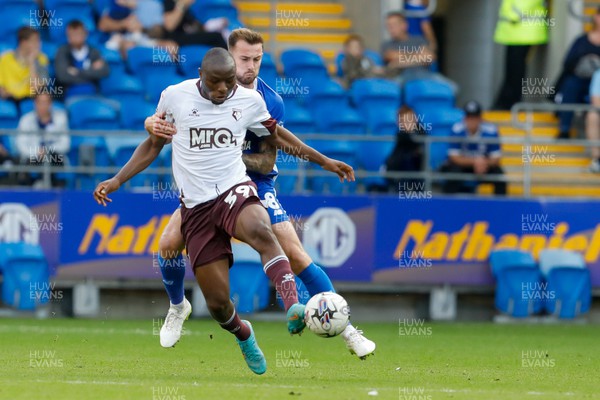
1, 101, 600, 197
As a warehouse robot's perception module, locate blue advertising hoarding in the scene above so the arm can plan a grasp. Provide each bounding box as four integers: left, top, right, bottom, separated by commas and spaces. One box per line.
1, 190, 599, 288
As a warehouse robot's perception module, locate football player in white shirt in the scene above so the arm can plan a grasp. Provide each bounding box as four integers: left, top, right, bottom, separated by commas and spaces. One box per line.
93, 48, 354, 375
145, 28, 375, 360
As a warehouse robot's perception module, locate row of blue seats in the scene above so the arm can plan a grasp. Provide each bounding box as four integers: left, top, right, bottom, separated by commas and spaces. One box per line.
490, 249, 591, 319
0, 242, 49, 311
0, 0, 241, 45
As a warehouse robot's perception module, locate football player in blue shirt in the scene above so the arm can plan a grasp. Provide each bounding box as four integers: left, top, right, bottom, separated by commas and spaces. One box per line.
149, 28, 376, 359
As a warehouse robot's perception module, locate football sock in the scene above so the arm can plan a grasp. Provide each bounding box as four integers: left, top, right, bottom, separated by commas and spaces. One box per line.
220, 309, 251, 341
298, 262, 335, 296
158, 254, 185, 305
264, 255, 298, 311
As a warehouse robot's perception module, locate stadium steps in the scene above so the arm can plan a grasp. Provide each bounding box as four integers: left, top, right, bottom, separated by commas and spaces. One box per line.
476, 111, 599, 197
234, 0, 351, 73
584, 0, 600, 31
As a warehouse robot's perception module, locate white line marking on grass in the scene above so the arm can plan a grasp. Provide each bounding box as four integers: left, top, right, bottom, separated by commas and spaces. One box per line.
0, 325, 204, 336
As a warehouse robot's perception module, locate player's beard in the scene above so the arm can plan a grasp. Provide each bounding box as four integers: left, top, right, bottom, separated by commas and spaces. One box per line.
237, 72, 256, 86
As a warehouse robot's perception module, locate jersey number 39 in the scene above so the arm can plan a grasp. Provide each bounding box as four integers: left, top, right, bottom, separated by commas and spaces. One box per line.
224, 185, 258, 209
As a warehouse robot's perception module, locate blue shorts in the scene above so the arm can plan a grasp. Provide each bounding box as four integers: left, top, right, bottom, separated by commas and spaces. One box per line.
255, 180, 289, 225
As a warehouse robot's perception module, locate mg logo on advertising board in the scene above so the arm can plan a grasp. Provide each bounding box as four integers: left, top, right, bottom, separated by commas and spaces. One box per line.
0, 203, 39, 244
303, 208, 356, 268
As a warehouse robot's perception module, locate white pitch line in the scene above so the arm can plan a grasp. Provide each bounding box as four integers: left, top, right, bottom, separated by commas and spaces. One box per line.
0, 325, 204, 337
28, 380, 581, 397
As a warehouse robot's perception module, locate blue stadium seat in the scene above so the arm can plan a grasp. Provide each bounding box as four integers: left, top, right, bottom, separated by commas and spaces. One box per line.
145, 71, 182, 103
539, 249, 591, 319
258, 52, 279, 88
307, 139, 357, 193
100, 48, 126, 76
229, 261, 270, 313
0, 100, 19, 129
190, 0, 239, 24
284, 101, 315, 134
0, 41, 14, 54
41, 41, 59, 64
0, 0, 37, 40
335, 50, 384, 78
0, 242, 49, 311
357, 141, 394, 172
275, 155, 300, 194
350, 78, 401, 123
356, 140, 394, 189
101, 73, 145, 105
489, 249, 542, 318
67, 97, 120, 130
304, 79, 348, 113
404, 79, 455, 109
118, 98, 156, 130
106, 136, 159, 187
45, 0, 96, 43
68, 134, 111, 189
281, 48, 329, 84
314, 106, 366, 134
127, 46, 179, 86
178, 45, 211, 78
417, 107, 464, 170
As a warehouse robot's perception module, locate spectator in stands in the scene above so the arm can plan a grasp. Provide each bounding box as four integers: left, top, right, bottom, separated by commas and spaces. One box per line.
493, 0, 548, 110
99, 0, 177, 56
441, 101, 507, 195
404, 0, 437, 55
555, 7, 600, 139
340, 35, 383, 87
586, 69, 600, 172
0, 27, 49, 103
15, 92, 69, 187
162, 0, 228, 48
381, 12, 455, 92
383, 105, 425, 191
55, 20, 110, 98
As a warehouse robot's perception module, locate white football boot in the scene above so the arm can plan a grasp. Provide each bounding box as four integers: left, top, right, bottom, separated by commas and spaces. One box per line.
341, 324, 376, 360
160, 298, 192, 348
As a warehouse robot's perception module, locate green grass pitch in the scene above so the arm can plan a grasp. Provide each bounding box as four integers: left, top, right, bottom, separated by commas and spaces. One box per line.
0, 318, 599, 400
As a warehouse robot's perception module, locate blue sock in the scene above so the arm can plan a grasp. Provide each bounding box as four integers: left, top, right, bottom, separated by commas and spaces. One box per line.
158, 254, 185, 305
297, 262, 335, 297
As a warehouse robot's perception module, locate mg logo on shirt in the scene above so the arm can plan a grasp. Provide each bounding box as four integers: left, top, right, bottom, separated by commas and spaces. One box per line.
189, 127, 238, 149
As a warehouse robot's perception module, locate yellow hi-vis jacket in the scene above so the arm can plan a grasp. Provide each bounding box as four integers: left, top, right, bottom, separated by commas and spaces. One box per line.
494, 0, 549, 45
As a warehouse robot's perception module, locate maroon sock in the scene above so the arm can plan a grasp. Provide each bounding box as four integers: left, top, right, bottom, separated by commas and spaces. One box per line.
265, 255, 298, 311
219, 310, 251, 341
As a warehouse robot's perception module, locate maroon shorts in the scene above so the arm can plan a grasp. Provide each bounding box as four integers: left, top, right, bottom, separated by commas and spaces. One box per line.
180, 181, 262, 271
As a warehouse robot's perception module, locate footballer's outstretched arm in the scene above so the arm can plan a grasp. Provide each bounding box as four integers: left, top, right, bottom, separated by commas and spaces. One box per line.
93, 135, 166, 206
242, 140, 277, 175
266, 125, 356, 182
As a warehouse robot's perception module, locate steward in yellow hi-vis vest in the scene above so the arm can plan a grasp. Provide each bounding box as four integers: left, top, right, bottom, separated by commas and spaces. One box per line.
493, 0, 549, 110
494, 0, 549, 45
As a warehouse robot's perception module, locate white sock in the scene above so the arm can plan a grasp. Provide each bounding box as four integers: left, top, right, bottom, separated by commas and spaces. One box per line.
341, 323, 356, 339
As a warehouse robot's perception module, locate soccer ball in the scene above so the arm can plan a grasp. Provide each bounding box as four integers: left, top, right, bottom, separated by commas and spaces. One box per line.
304, 292, 350, 338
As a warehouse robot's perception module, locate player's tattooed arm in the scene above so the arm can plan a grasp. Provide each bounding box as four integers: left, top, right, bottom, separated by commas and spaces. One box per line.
266, 125, 355, 182
93, 135, 166, 206
242, 140, 277, 175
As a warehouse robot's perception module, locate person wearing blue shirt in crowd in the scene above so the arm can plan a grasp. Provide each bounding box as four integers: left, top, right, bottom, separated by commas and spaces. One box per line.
554, 7, 600, 139
404, 0, 437, 55
54, 20, 110, 98
441, 101, 507, 195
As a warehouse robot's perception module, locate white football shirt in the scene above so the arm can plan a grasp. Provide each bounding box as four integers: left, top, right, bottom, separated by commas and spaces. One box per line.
156, 79, 277, 207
